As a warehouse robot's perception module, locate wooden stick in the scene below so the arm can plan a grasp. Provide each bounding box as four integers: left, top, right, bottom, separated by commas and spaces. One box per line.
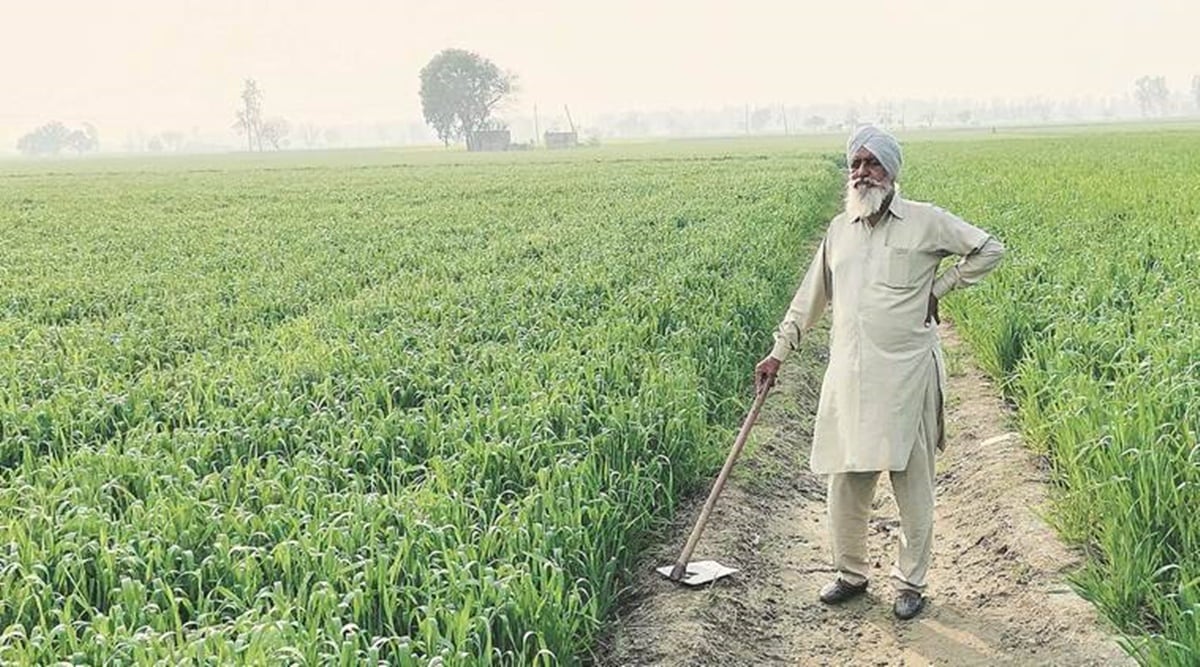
669, 386, 770, 580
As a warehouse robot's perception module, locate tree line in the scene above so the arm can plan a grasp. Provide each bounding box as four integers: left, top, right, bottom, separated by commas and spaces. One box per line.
16, 122, 99, 156
13, 59, 1200, 156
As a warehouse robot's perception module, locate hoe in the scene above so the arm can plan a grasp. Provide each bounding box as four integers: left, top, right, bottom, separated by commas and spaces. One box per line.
658, 385, 769, 586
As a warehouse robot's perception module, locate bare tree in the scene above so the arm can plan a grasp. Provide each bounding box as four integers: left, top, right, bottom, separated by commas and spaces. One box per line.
233, 79, 264, 151
260, 117, 290, 150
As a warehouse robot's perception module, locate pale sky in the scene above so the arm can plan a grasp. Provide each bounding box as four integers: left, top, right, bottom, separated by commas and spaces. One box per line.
3, 0, 1197, 147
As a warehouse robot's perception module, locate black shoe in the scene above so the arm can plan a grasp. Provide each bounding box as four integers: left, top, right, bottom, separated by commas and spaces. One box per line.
893, 590, 925, 620
818, 578, 868, 605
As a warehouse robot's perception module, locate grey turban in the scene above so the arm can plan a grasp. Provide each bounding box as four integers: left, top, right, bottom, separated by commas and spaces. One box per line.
847, 124, 902, 181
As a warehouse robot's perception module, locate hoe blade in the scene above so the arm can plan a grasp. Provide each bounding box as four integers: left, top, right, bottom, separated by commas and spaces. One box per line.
656, 560, 738, 586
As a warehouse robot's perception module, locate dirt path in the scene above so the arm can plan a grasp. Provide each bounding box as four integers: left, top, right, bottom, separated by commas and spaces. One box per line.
596, 321, 1133, 666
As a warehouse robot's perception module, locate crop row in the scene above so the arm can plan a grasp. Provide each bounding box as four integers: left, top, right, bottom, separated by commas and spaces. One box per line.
0, 153, 840, 664
909, 133, 1200, 665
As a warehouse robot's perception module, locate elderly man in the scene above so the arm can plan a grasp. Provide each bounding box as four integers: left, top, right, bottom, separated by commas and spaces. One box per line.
754, 125, 1004, 620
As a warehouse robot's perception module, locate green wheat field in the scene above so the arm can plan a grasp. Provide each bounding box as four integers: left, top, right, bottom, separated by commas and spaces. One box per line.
0, 128, 1196, 664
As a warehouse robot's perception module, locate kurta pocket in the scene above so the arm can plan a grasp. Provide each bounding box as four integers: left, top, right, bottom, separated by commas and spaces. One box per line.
880, 247, 921, 287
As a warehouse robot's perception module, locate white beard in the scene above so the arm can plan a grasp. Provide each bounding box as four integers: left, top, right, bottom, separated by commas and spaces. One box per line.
844, 181, 892, 221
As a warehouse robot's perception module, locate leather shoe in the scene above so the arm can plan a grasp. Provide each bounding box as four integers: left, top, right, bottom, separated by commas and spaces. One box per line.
893, 590, 925, 620
818, 578, 868, 604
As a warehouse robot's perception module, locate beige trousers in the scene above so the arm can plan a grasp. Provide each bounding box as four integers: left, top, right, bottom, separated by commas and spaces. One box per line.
826, 368, 941, 593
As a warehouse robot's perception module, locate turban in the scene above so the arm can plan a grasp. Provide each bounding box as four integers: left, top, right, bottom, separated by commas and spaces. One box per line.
846, 124, 902, 181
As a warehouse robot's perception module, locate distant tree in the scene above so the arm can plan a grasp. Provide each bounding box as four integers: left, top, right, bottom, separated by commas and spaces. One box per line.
614, 112, 645, 137
749, 106, 774, 133
65, 130, 90, 154
298, 123, 322, 148
1192, 75, 1200, 112
16, 121, 79, 156
147, 136, 165, 153
80, 123, 99, 152
62, 123, 99, 154
803, 115, 827, 131
373, 122, 393, 145
419, 49, 515, 149
260, 117, 290, 150
1033, 100, 1053, 123
956, 109, 973, 125
1061, 99, 1082, 120
161, 130, 186, 152
876, 102, 895, 127
843, 108, 860, 130
1134, 76, 1169, 116
233, 79, 265, 151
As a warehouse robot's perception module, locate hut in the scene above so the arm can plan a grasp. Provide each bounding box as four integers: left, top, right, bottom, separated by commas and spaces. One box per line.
469, 129, 511, 152
543, 131, 578, 149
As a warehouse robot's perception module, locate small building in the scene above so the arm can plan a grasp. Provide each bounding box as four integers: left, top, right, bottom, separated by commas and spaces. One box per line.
469, 129, 511, 152
543, 131, 578, 149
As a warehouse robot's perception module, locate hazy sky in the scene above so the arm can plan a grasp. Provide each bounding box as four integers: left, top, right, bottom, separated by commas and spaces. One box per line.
3, 0, 1197, 145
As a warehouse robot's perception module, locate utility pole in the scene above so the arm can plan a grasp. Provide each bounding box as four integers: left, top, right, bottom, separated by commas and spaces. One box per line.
533, 104, 540, 146
564, 105, 576, 134
781, 105, 790, 135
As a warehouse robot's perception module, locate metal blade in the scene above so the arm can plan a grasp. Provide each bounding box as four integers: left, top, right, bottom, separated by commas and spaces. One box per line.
656, 560, 738, 586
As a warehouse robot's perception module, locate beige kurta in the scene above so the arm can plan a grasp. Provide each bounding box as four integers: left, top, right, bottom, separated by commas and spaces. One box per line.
770, 195, 1004, 474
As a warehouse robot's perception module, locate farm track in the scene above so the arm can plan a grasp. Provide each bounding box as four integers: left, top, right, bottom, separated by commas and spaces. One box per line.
597, 320, 1132, 666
